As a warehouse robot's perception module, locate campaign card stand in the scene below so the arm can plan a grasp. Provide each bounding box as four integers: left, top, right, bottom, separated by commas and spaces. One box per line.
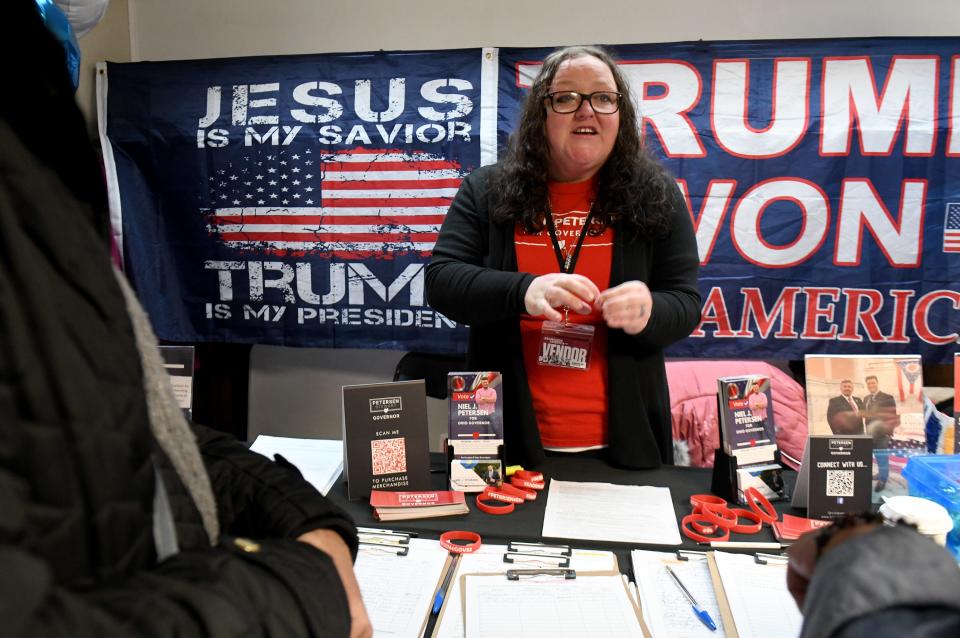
711, 445, 786, 503
445, 439, 505, 492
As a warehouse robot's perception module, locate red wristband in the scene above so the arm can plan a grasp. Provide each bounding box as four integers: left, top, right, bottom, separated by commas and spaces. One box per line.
439, 530, 483, 553
475, 494, 515, 515
513, 470, 544, 483
689, 518, 718, 535
699, 502, 739, 530
510, 476, 545, 491
682, 514, 731, 543
744, 487, 778, 524
499, 482, 536, 501
728, 508, 764, 534
690, 493, 727, 514
483, 485, 525, 504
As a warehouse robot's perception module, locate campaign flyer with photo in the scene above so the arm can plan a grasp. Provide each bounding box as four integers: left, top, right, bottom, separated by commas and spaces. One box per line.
805, 354, 925, 499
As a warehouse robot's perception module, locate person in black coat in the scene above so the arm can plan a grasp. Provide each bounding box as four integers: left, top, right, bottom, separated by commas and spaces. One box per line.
0, 3, 370, 636
826, 379, 865, 435
426, 46, 701, 470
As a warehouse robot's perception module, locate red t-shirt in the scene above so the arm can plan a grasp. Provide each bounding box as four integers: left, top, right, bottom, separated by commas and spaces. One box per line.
515, 177, 613, 448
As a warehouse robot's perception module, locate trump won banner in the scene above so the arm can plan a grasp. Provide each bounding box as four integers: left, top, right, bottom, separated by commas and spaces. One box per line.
102, 38, 959, 361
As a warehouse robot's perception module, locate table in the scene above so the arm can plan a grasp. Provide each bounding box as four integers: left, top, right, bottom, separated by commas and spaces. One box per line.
327, 453, 797, 579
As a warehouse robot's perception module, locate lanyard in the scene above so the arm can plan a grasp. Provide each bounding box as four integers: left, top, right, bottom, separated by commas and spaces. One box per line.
543, 200, 595, 274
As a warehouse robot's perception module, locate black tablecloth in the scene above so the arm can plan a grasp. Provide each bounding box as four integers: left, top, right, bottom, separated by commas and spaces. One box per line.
327, 453, 797, 579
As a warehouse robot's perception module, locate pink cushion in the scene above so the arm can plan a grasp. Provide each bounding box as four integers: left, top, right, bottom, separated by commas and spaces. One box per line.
666, 360, 807, 469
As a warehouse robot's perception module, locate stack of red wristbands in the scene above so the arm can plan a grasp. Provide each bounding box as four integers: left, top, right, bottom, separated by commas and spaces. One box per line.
682, 487, 779, 543
475, 470, 546, 515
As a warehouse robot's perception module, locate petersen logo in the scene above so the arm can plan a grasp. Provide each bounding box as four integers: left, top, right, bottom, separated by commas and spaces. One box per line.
369, 397, 403, 414
829, 439, 854, 453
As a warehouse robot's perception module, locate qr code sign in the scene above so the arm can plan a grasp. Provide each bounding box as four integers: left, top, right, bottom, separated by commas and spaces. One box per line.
826, 470, 855, 497
371, 437, 407, 475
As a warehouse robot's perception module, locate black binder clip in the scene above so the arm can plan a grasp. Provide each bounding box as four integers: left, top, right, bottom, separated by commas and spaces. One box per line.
675, 549, 707, 561
754, 552, 788, 565
504, 551, 571, 568
357, 540, 410, 556
506, 541, 572, 556
506, 568, 576, 580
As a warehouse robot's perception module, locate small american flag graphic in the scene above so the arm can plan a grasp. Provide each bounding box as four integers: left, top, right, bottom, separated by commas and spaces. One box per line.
944, 202, 960, 253
206, 148, 463, 257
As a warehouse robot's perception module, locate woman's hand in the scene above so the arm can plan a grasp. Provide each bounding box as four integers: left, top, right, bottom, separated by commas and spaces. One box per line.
524, 273, 601, 321
598, 280, 653, 334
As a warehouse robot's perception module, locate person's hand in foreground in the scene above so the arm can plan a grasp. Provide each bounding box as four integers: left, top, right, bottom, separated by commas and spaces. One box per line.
298, 529, 373, 638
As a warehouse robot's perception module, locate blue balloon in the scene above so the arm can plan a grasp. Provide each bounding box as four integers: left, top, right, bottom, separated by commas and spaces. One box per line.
35, 0, 81, 91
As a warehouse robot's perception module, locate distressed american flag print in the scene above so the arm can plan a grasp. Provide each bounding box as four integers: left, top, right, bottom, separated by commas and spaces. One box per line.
205, 148, 464, 257
944, 202, 960, 253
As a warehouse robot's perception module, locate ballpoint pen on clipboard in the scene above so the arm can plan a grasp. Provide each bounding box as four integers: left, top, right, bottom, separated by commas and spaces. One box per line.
665, 564, 718, 632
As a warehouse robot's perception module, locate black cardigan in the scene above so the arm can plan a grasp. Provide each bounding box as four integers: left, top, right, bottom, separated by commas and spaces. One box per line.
426, 164, 702, 469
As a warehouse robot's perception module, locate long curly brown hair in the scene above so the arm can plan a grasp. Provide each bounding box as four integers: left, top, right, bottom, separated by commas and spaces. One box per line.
493, 45, 676, 239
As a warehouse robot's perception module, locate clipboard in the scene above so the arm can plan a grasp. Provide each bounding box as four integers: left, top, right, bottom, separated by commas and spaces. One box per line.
353, 534, 450, 638
459, 570, 651, 638
631, 549, 727, 638
706, 550, 800, 638
429, 543, 619, 638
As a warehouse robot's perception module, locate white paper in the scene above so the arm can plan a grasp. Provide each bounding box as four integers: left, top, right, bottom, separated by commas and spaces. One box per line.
631, 550, 727, 638
354, 537, 449, 638
541, 480, 682, 545
249, 434, 343, 495
463, 573, 643, 638
712, 551, 802, 638
435, 544, 618, 638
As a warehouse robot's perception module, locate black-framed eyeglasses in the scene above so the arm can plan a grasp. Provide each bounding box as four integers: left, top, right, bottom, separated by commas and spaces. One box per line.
544, 91, 622, 114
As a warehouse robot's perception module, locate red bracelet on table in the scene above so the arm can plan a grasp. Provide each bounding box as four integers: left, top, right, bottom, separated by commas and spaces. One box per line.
682, 514, 731, 543
699, 502, 739, 529
513, 470, 544, 483
744, 487, 778, 524
439, 530, 483, 553
499, 482, 536, 501
510, 476, 545, 491
689, 493, 727, 514
483, 485, 525, 504
727, 508, 764, 534
475, 494, 515, 515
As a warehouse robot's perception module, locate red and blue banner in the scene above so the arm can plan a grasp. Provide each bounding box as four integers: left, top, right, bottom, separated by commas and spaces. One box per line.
102, 38, 960, 362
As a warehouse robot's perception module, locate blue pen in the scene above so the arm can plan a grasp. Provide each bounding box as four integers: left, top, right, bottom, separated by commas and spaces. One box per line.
665, 565, 718, 631
431, 554, 461, 615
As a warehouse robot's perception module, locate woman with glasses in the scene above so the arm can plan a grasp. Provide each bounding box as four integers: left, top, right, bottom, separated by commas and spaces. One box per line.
426, 46, 700, 469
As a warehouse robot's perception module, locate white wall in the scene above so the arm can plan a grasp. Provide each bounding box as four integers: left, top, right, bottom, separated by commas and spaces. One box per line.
109, 1, 958, 444
129, 0, 960, 61
77, 0, 130, 135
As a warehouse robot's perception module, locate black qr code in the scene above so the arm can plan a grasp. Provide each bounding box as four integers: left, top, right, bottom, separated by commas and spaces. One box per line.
371, 438, 407, 475
826, 470, 855, 497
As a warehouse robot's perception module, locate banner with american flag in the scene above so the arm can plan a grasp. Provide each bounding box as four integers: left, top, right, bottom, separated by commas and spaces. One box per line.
103, 39, 959, 360
103, 49, 482, 351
